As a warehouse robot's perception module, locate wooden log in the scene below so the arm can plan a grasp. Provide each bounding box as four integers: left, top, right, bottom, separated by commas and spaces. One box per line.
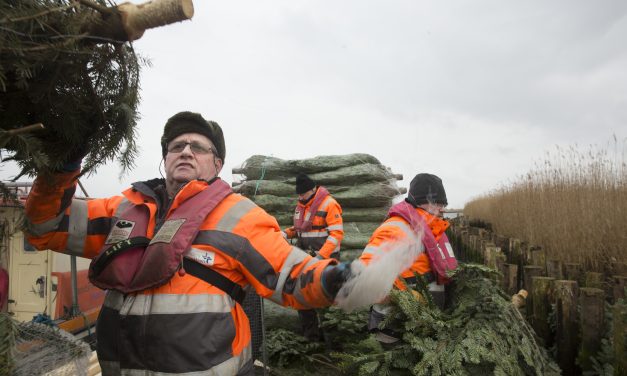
484, 244, 498, 269
494, 235, 510, 258
86, 0, 194, 42
563, 263, 583, 284
584, 271, 604, 290
506, 264, 519, 295
555, 280, 580, 376
119, 0, 194, 41
614, 303, 627, 376
578, 287, 605, 373
530, 248, 546, 271
523, 266, 545, 318
612, 275, 627, 303
510, 238, 523, 288
546, 259, 563, 280
531, 277, 555, 346
495, 251, 507, 288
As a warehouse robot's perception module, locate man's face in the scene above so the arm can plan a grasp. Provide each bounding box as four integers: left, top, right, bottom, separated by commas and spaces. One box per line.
419, 203, 446, 218
164, 133, 223, 188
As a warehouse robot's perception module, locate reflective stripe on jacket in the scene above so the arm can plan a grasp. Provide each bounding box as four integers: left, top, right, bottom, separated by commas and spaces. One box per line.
25, 170, 336, 375
285, 187, 343, 259
359, 206, 450, 290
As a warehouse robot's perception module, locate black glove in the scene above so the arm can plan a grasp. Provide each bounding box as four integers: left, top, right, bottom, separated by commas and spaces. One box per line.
58, 142, 90, 172
321, 262, 352, 300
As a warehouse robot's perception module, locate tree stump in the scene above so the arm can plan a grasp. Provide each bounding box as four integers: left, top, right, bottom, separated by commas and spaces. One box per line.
531, 276, 555, 346
578, 287, 605, 373
614, 303, 627, 376
612, 275, 627, 304
555, 280, 580, 375
546, 259, 563, 280
530, 248, 546, 271
523, 266, 545, 318
584, 271, 604, 290
563, 263, 583, 285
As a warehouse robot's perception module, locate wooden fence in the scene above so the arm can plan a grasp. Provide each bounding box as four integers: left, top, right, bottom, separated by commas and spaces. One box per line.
448, 217, 627, 376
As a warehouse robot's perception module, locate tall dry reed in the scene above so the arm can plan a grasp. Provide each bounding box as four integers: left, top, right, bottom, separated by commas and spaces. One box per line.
464, 139, 627, 271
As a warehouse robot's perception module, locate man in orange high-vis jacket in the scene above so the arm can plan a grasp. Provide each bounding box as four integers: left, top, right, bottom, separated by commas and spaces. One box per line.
359, 173, 457, 345
24, 112, 352, 376
284, 173, 344, 341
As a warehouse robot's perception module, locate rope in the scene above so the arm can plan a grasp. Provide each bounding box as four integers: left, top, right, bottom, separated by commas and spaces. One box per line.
253, 156, 271, 198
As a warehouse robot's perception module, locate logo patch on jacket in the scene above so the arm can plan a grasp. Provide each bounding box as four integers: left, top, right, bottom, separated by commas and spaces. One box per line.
188, 247, 215, 266
150, 219, 186, 244
105, 220, 136, 244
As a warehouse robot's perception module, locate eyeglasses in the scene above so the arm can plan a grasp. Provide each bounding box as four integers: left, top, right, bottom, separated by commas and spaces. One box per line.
167, 141, 215, 155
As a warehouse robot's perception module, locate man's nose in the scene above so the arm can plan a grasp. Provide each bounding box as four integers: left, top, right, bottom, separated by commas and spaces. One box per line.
180, 143, 194, 155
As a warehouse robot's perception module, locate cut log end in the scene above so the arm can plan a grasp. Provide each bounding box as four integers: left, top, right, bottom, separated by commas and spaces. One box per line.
119, 0, 195, 41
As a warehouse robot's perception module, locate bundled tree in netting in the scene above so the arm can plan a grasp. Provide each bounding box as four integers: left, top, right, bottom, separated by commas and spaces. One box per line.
334, 264, 562, 376
1, 312, 92, 375
0, 0, 193, 179
233, 153, 406, 261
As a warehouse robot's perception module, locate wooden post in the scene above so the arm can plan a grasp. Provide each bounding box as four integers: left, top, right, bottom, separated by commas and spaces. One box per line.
530, 248, 546, 270
469, 235, 478, 255
555, 280, 580, 376
564, 263, 583, 285
614, 303, 627, 376
546, 259, 563, 280
584, 272, 604, 290
506, 264, 519, 295
612, 276, 627, 303
509, 238, 521, 264
484, 245, 498, 269
531, 276, 555, 346
495, 251, 506, 288
578, 287, 605, 373
524, 266, 545, 318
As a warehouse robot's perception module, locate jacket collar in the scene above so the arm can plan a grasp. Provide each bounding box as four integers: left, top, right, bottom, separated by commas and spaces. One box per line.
416, 207, 449, 238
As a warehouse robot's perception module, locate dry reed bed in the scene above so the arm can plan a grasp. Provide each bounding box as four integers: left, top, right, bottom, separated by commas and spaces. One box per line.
464, 142, 627, 271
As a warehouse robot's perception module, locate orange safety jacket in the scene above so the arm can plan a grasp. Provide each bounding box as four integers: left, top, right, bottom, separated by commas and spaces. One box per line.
284, 187, 343, 259
359, 206, 450, 290
24, 171, 336, 376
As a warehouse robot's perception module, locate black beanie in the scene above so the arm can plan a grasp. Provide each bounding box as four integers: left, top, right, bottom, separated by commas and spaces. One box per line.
295, 173, 316, 194
406, 173, 448, 206
161, 111, 226, 161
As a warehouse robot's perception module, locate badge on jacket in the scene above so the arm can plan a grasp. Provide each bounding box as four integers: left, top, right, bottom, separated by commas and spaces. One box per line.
105, 220, 136, 244
150, 219, 186, 244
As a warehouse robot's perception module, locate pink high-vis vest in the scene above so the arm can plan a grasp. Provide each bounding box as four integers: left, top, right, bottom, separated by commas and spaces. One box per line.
387, 201, 458, 284
88, 179, 232, 293
293, 186, 330, 232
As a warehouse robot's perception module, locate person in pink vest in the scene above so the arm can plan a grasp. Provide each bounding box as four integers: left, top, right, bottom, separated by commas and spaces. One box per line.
360, 173, 458, 345
24, 112, 354, 375
284, 173, 344, 341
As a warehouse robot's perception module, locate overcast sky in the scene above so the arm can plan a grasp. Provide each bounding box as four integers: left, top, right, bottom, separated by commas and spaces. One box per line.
3, 0, 627, 208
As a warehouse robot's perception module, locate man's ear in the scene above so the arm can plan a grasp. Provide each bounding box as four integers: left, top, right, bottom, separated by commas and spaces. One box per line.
214, 158, 224, 175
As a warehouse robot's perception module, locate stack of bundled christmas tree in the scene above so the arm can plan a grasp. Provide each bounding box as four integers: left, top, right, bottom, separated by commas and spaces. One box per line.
232, 154, 405, 261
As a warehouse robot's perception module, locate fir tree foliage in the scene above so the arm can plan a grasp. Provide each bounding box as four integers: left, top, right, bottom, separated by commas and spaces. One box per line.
335, 264, 562, 376
0, 0, 143, 179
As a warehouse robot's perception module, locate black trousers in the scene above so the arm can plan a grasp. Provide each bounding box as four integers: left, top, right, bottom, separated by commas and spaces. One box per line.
297, 308, 321, 341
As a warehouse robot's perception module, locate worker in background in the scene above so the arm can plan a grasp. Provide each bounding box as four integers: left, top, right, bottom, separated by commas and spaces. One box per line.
24, 111, 352, 376
284, 172, 344, 341
359, 173, 458, 345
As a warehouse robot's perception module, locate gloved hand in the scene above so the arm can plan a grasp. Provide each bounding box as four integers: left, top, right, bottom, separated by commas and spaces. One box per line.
58, 142, 89, 172
321, 262, 352, 300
